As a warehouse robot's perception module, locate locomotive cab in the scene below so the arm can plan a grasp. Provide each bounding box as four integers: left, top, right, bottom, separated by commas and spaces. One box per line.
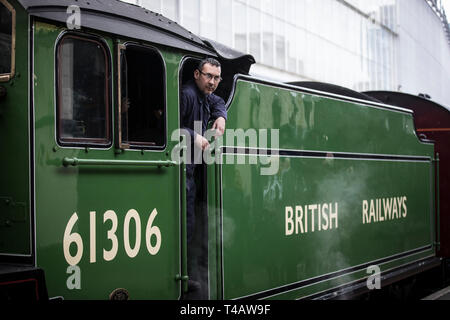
178, 49, 254, 299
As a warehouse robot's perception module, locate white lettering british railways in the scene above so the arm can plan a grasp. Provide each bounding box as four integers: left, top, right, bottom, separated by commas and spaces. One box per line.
362, 196, 407, 224
285, 202, 339, 236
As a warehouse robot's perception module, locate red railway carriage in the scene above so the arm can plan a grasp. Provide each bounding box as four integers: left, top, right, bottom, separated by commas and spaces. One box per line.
365, 91, 450, 258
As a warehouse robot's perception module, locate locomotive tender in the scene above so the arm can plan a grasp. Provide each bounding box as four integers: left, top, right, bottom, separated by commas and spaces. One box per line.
364, 91, 450, 258
0, 0, 443, 300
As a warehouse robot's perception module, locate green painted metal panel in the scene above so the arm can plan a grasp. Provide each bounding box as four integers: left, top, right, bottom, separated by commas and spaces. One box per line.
227, 80, 431, 156
216, 79, 435, 299
0, 0, 31, 255
221, 156, 432, 299
32, 21, 182, 299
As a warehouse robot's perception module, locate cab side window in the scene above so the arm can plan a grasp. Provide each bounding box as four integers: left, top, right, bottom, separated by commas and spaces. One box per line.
0, 0, 15, 81
56, 34, 111, 147
119, 44, 166, 149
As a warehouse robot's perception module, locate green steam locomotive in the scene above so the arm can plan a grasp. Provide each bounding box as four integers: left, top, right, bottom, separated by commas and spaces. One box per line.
0, 0, 441, 300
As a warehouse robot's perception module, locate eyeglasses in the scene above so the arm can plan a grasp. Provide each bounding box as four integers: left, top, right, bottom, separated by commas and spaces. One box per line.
198, 70, 222, 83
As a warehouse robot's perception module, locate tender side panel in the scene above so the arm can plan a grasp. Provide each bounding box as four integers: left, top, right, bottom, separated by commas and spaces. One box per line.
220, 155, 432, 299
226, 80, 433, 156
218, 80, 435, 299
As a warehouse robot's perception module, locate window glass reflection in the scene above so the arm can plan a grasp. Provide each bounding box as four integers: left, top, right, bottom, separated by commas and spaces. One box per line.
120, 45, 166, 148
57, 36, 110, 145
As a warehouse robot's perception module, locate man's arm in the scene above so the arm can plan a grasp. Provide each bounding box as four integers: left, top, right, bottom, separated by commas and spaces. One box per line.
212, 117, 226, 137
209, 95, 227, 137
180, 87, 210, 150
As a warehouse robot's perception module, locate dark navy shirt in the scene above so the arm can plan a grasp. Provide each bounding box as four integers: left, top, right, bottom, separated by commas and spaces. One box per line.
180, 80, 227, 141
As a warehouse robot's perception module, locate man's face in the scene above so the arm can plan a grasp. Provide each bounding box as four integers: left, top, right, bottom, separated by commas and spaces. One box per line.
194, 63, 222, 96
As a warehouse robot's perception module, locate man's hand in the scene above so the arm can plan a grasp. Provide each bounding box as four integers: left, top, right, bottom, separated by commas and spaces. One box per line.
212, 117, 226, 137
195, 134, 210, 151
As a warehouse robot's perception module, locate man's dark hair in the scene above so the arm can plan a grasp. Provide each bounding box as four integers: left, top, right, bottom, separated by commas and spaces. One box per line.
198, 58, 221, 71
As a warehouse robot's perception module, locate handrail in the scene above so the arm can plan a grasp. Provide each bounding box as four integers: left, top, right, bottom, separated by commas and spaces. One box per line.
174, 136, 189, 293
180, 154, 189, 293
215, 146, 222, 299
62, 157, 177, 168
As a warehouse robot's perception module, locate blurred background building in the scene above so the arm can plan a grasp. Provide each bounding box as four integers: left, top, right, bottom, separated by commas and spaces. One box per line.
121, 0, 450, 107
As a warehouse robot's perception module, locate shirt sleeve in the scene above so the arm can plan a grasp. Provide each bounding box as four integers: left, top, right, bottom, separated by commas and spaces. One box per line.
209, 94, 227, 121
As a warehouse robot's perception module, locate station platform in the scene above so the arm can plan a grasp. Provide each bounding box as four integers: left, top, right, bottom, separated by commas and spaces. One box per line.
422, 286, 450, 300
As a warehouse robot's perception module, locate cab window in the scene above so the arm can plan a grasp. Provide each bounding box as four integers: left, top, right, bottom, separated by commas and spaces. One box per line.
56, 34, 111, 147
118, 44, 166, 149
0, 0, 15, 81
